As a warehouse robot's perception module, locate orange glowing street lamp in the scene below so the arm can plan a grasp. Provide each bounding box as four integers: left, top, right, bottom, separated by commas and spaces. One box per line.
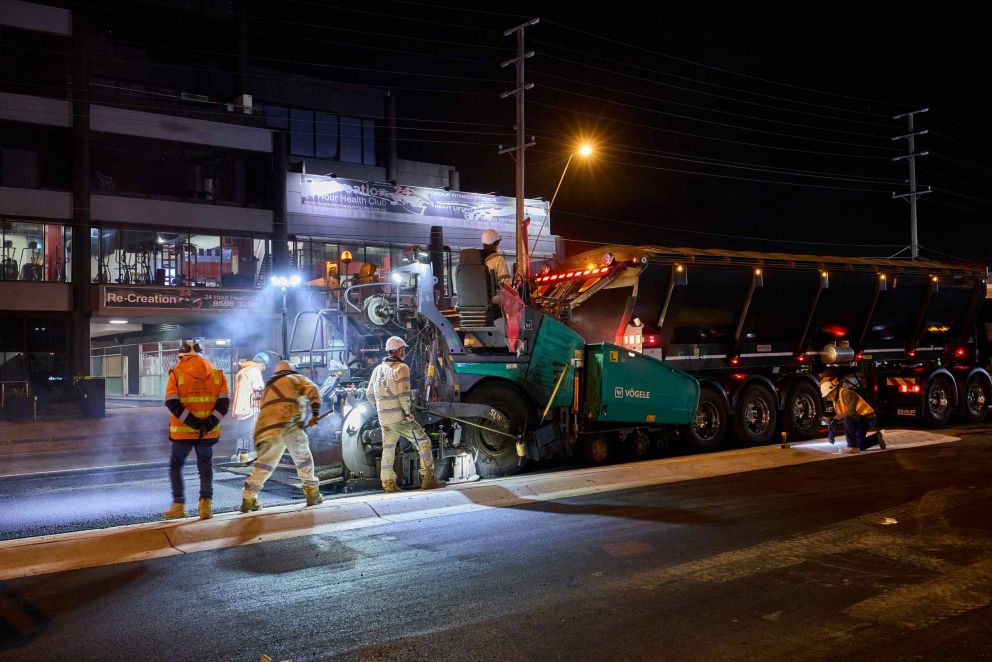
531, 143, 594, 253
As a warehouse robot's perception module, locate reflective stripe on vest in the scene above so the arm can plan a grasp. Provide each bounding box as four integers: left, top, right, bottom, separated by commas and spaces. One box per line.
836, 388, 874, 417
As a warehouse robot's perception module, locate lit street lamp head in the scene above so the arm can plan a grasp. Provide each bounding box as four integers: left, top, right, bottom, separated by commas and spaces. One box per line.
578, 144, 593, 156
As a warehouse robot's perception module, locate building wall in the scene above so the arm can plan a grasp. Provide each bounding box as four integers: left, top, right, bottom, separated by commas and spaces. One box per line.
395, 158, 457, 189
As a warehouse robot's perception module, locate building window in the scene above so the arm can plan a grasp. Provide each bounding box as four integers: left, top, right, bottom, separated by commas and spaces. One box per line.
264, 105, 289, 129
340, 116, 362, 164
290, 109, 315, 157
316, 113, 338, 159
90, 133, 270, 208
89, 226, 267, 288
363, 120, 376, 166
0, 121, 71, 190
1, 220, 69, 283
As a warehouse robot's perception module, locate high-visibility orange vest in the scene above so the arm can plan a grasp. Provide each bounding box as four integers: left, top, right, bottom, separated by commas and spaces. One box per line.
835, 387, 874, 418
166, 355, 229, 441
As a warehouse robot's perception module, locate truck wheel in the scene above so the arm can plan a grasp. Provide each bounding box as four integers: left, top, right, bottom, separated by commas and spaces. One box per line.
783, 382, 822, 439
733, 384, 778, 445
924, 376, 954, 427
683, 388, 728, 452
963, 376, 990, 423
581, 435, 611, 465
462, 381, 529, 478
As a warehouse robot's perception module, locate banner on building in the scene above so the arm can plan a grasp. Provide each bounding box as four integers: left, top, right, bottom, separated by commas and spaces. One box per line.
103, 286, 267, 311
292, 175, 549, 235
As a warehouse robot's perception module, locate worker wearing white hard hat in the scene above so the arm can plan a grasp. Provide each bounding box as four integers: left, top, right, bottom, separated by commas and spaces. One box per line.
819, 368, 885, 454
365, 336, 445, 493
480, 229, 512, 290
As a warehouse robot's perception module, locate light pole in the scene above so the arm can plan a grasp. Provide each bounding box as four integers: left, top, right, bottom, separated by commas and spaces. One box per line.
270, 273, 302, 359
531, 144, 593, 254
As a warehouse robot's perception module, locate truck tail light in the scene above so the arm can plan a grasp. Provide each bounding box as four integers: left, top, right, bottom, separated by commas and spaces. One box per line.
730, 356, 740, 366
956, 347, 966, 358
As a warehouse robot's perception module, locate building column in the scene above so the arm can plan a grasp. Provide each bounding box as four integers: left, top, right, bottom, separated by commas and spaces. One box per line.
70, 12, 91, 377
385, 92, 398, 183
271, 130, 288, 273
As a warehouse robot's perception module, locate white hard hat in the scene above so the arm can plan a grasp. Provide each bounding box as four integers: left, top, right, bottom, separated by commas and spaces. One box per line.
385, 336, 408, 352
819, 377, 838, 398
481, 229, 502, 245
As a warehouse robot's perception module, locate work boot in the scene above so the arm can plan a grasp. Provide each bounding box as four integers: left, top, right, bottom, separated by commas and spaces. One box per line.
162, 503, 186, 519
240, 495, 261, 513
303, 485, 323, 506
877, 430, 887, 450
420, 473, 446, 490
839, 446, 860, 455
382, 479, 400, 494
198, 498, 212, 520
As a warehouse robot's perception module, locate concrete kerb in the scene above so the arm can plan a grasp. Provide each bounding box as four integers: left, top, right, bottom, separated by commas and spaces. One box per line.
0, 429, 960, 581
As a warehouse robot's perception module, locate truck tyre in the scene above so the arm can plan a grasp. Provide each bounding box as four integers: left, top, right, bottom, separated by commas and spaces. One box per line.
733, 383, 778, 445
580, 435, 611, 465
783, 381, 822, 439
463, 381, 529, 478
683, 388, 728, 452
924, 376, 954, 427
963, 376, 990, 423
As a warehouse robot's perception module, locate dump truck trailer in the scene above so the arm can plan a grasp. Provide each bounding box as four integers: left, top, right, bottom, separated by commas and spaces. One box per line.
539, 245, 990, 451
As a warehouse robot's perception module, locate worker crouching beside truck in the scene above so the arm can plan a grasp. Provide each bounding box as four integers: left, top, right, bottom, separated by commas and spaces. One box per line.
240, 360, 324, 512
162, 341, 230, 520
820, 368, 886, 454
366, 336, 446, 493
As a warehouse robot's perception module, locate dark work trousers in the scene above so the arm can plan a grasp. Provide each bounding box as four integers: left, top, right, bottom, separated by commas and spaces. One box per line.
843, 415, 880, 451
170, 441, 214, 502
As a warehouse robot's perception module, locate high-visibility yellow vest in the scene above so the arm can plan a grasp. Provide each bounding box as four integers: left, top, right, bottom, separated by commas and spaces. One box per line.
835, 387, 874, 418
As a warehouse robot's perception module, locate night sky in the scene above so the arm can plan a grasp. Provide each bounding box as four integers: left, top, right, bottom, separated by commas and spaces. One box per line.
117, 2, 992, 263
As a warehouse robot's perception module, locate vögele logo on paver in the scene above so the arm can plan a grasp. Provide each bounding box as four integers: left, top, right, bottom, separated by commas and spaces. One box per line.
615, 387, 624, 398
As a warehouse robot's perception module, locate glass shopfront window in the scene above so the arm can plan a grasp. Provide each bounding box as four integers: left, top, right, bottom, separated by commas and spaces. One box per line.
90, 227, 267, 288
1, 220, 69, 282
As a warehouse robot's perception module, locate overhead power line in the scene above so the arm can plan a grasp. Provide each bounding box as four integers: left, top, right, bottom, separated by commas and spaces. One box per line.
534, 83, 899, 151
529, 68, 891, 138
529, 99, 893, 160
531, 38, 896, 118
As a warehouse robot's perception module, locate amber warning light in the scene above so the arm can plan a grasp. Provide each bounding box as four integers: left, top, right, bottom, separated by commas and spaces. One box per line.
535, 266, 610, 283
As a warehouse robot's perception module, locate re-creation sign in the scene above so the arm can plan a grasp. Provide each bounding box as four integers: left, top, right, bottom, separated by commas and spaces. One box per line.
104, 287, 266, 310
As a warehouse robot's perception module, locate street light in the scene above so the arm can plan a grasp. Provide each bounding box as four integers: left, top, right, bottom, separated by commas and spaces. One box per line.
531, 143, 594, 253
270, 274, 302, 359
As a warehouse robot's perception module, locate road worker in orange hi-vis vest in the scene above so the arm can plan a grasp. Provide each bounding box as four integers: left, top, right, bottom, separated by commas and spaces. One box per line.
820, 368, 886, 455
162, 340, 230, 520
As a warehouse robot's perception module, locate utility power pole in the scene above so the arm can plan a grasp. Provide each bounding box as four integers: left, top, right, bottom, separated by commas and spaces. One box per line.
499, 18, 538, 281
892, 108, 931, 260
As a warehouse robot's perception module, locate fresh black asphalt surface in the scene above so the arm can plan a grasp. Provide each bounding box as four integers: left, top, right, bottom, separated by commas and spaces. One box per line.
1, 428, 991, 661
0, 463, 320, 541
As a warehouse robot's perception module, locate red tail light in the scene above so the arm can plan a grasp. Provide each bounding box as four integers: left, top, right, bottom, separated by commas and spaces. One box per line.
730, 356, 740, 366
796, 354, 805, 363
956, 347, 966, 357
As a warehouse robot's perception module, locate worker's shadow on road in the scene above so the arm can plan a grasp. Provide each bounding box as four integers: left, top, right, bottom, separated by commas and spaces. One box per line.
0, 565, 147, 651
213, 512, 359, 576
461, 485, 727, 526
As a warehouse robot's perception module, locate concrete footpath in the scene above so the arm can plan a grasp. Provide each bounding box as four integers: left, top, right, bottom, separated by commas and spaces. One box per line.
0, 429, 957, 581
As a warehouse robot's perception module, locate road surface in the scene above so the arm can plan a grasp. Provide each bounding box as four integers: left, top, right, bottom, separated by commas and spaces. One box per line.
1, 432, 991, 660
